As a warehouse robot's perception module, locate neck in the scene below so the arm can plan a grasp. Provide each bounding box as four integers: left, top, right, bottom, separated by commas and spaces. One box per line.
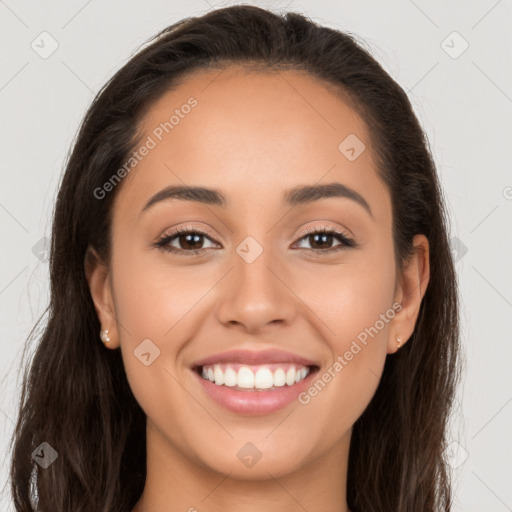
132, 421, 352, 512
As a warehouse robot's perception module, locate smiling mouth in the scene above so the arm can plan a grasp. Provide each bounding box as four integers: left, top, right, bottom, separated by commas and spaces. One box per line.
193, 363, 319, 392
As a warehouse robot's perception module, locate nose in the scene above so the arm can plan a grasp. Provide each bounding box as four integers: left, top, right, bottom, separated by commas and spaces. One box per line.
215, 245, 297, 334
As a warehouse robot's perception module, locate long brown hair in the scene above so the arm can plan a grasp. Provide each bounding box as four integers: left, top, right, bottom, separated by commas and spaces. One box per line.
7, 5, 461, 511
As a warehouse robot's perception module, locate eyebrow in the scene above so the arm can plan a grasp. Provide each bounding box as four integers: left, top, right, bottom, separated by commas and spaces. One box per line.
140, 182, 373, 219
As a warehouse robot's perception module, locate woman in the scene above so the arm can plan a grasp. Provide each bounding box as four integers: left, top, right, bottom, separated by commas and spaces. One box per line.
9, 5, 461, 511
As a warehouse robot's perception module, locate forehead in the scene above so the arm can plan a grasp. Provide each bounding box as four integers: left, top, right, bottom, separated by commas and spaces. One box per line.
140, 65, 370, 158
113, 66, 389, 225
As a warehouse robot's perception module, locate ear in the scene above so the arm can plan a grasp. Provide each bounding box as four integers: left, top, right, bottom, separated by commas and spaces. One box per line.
387, 234, 430, 354
84, 245, 120, 349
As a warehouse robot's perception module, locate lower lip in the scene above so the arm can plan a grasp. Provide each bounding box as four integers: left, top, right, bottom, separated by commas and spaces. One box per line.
193, 368, 316, 415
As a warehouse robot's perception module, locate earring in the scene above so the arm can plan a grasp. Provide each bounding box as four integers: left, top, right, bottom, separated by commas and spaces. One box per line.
395, 335, 403, 348
100, 329, 111, 344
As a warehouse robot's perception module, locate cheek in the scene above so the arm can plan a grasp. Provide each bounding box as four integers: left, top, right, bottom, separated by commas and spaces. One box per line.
110, 245, 208, 434
292, 242, 396, 411
112, 228, 396, 373
106, 223, 397, 473
111, 243, 212, 338
291, 242, 396, 348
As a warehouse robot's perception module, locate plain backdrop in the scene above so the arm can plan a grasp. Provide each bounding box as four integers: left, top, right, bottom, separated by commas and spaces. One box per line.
1, 1, 511, 510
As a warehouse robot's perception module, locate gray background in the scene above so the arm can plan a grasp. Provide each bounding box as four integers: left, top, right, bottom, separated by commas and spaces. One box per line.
1, 1, 511, 510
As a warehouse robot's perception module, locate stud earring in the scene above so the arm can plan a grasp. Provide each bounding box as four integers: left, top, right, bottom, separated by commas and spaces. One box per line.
395, 335, 403, 348
100, 329, 111, 344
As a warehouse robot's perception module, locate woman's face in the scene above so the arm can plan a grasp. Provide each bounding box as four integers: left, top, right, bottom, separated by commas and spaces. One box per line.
88, 67, 428, 481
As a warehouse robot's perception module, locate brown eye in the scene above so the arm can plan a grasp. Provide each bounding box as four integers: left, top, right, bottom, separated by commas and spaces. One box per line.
306, 232, 337, 250
153, 226, 356, 256
154, 228, 219, 255
175, 232, 205, 250
293, 228, 356, 253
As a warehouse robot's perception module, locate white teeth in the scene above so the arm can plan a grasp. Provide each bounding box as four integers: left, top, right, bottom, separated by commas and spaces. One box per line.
223, 367, 237, 387
200, 363, 311, 390
214, 365, 224, 385
285, 367, 296, 386
237, 367, 254, 388
254, 367, 274, 389
273, 368, 286, 387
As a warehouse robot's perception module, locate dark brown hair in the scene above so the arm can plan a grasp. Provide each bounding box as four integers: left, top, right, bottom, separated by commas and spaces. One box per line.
7, 5, 461, 511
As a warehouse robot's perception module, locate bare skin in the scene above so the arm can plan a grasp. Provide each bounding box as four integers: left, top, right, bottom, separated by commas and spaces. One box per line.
86, 66, 429, 512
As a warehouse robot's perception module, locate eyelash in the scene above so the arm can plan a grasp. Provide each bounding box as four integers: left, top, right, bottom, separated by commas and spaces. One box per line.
152, 225, 357, 256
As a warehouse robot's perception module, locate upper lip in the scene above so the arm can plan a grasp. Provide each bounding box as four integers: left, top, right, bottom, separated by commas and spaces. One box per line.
192, 349, 319, 368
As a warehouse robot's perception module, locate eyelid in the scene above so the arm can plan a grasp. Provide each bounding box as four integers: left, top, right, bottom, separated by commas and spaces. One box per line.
156, 224, 218, 243
291, 223, 356, 252
295, 223, 352, 240
153, 222, 357, 254
151, 224, 221, 257
156, 223, 351, 244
